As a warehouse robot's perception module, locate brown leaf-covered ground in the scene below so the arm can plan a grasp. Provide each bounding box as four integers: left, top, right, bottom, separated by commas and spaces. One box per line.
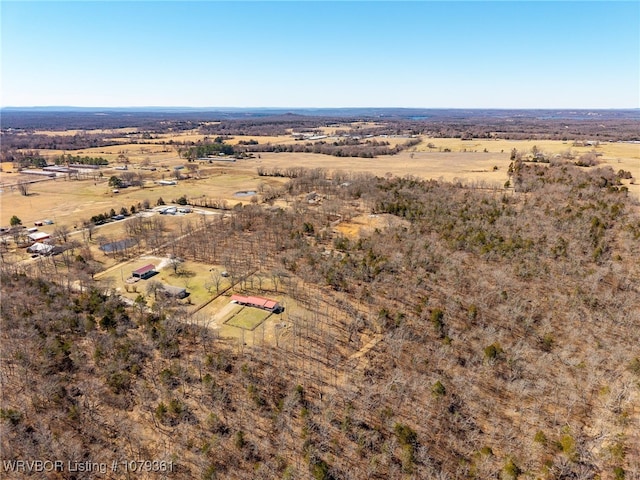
2, 161, 639, 479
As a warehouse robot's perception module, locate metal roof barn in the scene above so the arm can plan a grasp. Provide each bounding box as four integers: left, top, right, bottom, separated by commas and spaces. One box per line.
28, 231, 50, 242
132, 264, 156, 279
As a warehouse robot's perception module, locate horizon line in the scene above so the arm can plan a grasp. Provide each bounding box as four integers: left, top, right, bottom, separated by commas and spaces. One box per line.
3, 106, 639, 111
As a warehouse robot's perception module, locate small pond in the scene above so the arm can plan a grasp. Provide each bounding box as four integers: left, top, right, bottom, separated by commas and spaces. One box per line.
234, 190, 257, 197
99, 238, 137, 253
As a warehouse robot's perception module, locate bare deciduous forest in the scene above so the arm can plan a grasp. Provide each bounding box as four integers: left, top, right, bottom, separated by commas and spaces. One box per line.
2, 141, 639, 479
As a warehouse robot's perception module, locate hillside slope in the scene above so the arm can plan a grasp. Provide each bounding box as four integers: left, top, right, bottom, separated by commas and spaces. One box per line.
1, 161, 639, 479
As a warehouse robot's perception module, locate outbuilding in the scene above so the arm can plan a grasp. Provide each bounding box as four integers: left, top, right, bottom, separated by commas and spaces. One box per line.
28, 231, 50, 242
132, 264, 156, 280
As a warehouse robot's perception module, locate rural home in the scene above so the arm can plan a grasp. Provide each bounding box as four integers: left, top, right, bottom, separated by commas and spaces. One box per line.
231, 294, 283, 313
159, 206, 179, 215
162, 284, 188, 299
132, 264, 156, 280
27, 242, 54, 255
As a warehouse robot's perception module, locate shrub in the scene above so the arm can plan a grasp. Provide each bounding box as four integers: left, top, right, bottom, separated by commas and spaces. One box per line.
628, 357, 640, 376
394, 423, 417, 446
614, 467, 625, 480
107, 371, 131, 394
558, 433, 577, 461
234, 430, 246, 449
400, 444, 415, 474
202, 463, 217, 480
155, 402, 168, 422
479, 446, 493, 456
431, 308, 445, 337
534, 430, 547, 445
502, 457, 521, 479
310, 457, 331, 480
541, 333, 555, 352
432, 380, 446, 398
484, 342, 503, 361
168, 398, 184, 416
0, 408, 22, 425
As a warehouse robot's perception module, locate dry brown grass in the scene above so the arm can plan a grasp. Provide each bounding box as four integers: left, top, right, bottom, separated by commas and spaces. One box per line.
335, 213, 411, 239
3, 133, 637, 230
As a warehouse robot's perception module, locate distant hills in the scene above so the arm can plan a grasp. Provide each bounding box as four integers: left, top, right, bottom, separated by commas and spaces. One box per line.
2, 106, 639, 121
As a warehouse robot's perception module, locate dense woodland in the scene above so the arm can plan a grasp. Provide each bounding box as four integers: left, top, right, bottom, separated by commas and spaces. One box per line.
2, 160, 639, 479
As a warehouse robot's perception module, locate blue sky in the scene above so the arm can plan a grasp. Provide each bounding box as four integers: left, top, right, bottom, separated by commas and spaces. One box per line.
1, 1, 638, 108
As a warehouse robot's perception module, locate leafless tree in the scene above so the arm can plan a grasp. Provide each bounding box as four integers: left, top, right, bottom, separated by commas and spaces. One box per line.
17, 180, 30, 196
169, 255, 183, 275
205, 270, 223, 295
53, 225, 71, 244
82, 220, 96, 242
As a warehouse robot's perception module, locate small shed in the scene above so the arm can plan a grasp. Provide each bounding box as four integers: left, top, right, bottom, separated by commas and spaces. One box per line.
132, 264, 156, 280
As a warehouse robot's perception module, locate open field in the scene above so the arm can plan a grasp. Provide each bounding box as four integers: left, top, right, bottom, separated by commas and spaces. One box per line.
3, 135, 638, 232
0, 169, 279, 227
31, 127, 140, 136
334, 213, 411, 239
411, 138, 639, 193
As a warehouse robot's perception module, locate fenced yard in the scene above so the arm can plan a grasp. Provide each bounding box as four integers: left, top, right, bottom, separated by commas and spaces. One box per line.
224, 305, 272, 330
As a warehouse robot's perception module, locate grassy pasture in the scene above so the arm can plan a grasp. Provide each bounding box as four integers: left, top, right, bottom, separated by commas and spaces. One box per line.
224, 306, 272, 330
248, 150, 511, 186
411, 138, 639, 194
35, 127, 139, 136
0, 168, 270, 227
3, 136, 637, 229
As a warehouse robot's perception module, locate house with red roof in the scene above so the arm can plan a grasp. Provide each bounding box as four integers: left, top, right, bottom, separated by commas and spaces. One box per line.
231, 294, 283, 313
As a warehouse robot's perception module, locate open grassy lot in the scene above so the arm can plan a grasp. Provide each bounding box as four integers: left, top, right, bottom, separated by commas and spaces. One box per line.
334, 213, 411, 239
243, 150, 511, 187
0, 168, 266, 227
411, 138, 639, 194
224, 306, 272, 330
194, 288, 293, 346
97, 257, 225, 306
